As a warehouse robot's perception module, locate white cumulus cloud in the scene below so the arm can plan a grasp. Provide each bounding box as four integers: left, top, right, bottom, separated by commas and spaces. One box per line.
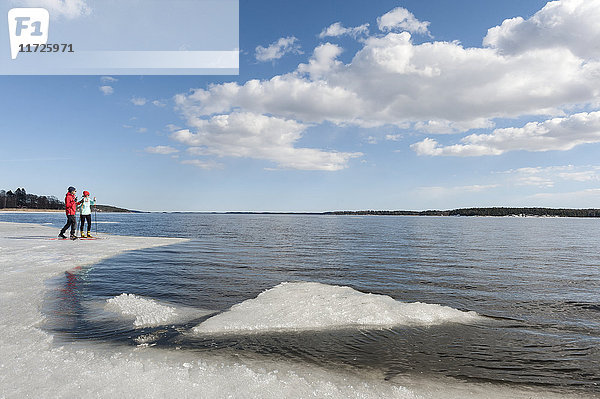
178, 27, 599, 130
255, 36, 302, 62
415, 119, 495, 134
483, 0, 600, 59
173, 1, 600, 167
145, 146, 179, 155
130, 97, 147, 106
501, 165, 600, 188
170, 112, 361, 171
385, 134, 402, 141
377, 7, 431, 36
319, 22, 369, 39
297, 43, 344, 80
411, 111, 600, 156
99, 86, 113, 95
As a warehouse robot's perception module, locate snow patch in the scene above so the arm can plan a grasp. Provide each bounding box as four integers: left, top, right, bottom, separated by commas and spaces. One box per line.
193, 282, 483, 334
105, 293, 177, 327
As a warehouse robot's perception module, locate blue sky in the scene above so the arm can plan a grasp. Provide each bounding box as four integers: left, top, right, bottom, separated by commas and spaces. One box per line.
2, 0, 600, 212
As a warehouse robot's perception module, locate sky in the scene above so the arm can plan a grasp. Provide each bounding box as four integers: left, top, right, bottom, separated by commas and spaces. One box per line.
2, 0, 600, 212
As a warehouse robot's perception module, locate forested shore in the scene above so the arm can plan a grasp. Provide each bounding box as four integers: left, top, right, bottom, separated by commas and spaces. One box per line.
326, 208, 600, 217
0, 188, 134, 212
3, 188, 598, 217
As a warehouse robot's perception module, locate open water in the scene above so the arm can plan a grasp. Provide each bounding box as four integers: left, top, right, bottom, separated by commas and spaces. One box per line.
2, 212, 599, 396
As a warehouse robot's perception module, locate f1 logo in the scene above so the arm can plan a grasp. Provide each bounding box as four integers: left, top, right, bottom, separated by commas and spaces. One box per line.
8, 8, 49, 60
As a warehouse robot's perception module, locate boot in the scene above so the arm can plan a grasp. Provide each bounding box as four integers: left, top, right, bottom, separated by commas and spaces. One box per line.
87, 231, 93, 238
81, 230, 86, 238
58, 232, 67, 239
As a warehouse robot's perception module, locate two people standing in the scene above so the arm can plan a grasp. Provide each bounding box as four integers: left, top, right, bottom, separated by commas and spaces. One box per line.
58, 186, 96, 239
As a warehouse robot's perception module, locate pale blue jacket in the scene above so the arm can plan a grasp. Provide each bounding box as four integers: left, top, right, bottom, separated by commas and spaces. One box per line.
78, 197, 96, 215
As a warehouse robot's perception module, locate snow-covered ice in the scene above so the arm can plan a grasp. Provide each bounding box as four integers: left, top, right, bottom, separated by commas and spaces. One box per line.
0, 222, 590, 398
193, 281, 483, 334
105, 293, 178, 327
103, 293, 213, 328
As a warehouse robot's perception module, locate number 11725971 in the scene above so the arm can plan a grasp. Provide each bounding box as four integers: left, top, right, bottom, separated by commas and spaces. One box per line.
19, 43, 74, 53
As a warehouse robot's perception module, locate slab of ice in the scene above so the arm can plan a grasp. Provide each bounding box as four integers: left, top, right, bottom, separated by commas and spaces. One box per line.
78, 296, 214, 331
193, 282, 483, 334
105, 293, 178, 327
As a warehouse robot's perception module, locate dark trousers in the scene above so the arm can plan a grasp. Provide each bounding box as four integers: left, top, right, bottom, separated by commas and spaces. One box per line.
60, 215, 76, 236
80, 214, 92, 232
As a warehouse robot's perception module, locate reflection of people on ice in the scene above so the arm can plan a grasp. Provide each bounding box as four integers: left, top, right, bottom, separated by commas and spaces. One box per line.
78, 190, 96, 238
58, 186, 78, 240
62, 266, 82, 305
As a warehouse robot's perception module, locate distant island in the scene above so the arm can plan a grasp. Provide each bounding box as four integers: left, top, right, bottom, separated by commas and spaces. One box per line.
0, 188, 139, 213
224, 207, 600, 217
2, 188, 599, 217
324, 208, 600, 217
93, 205, 140, 213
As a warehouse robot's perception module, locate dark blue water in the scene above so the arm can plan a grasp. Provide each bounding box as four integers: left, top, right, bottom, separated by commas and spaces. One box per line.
3, 212, 600, 393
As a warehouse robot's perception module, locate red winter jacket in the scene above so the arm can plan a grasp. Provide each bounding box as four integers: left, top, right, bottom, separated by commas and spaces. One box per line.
65, 192, 77, 215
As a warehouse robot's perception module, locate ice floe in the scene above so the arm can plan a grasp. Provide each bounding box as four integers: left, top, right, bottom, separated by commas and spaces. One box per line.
193, 282, 483, 334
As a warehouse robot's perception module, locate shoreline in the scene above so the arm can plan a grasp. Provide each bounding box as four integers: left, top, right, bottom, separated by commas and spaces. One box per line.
3, 207, 600, 218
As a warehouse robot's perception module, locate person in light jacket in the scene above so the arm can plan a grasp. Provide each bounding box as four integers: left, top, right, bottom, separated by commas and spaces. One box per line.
78, 190, 96, 238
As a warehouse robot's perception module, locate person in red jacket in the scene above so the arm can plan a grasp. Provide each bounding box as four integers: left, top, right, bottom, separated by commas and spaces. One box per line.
59, 186, 79, 239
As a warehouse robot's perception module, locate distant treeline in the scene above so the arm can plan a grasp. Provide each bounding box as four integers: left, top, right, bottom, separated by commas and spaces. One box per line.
95, 205, 138, 213
0, 188, 136, 212
325, 210, 446, 216
0, 188, 63, 209
326, 207, 600, 217
2, 188, 597, 217
449, 207, 600, 217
